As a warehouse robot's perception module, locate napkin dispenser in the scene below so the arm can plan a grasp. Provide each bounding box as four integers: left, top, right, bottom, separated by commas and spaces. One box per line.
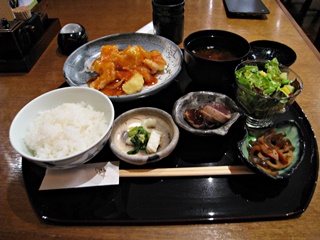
0, 12, 61, 72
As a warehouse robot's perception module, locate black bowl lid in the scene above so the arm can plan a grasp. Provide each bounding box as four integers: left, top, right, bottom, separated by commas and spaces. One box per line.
248, 40, 296, 66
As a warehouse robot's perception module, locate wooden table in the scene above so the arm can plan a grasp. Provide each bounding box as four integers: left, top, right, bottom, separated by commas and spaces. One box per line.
1, 0, 319, 239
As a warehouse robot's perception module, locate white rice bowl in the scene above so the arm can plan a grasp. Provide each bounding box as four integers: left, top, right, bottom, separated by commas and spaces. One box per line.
9, 87, 114, 169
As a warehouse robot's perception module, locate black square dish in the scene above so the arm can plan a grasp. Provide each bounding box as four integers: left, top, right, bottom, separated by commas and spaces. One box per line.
224, 0, 270, 18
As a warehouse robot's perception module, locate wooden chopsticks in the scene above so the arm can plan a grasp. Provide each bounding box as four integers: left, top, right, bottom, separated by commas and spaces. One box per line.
119, 165, 253, 177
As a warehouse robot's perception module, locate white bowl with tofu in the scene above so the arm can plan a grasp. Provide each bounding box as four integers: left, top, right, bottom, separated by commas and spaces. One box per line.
172, 91, 240, 136
109, 107, 179, 165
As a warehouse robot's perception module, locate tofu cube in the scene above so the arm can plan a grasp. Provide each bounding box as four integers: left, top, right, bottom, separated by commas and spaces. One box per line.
146, 129, 161, 153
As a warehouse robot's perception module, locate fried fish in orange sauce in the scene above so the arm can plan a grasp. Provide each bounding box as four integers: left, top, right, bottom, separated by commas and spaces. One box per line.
89, 45, 167, 96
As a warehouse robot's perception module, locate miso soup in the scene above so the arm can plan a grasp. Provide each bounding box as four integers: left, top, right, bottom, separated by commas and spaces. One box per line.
192, 46, 237, 60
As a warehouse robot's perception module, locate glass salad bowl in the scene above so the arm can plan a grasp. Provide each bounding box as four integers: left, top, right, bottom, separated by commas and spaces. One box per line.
234, 59, 303, 129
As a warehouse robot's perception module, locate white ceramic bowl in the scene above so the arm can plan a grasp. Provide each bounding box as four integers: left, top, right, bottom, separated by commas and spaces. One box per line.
109, 107, 179, 165
9, 87, 114, 169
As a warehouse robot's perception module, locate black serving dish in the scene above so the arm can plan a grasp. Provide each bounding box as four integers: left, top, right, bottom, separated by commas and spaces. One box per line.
248, 40, 297, 66
223, 0, 270, 19
22, 63, 318, 225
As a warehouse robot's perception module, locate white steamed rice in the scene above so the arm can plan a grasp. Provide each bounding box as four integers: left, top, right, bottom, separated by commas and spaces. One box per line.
24, 102, 107, 159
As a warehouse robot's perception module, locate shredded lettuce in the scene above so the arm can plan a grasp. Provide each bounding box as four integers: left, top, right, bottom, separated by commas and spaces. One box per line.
235, 58, 294, 97
235, 58, 301, 119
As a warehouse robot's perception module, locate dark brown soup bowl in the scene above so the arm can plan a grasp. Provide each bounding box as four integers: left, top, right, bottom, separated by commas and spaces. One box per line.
184, 30, 250, 92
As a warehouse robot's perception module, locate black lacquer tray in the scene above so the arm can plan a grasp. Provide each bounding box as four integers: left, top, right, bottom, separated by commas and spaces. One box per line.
22, 64, 319, 225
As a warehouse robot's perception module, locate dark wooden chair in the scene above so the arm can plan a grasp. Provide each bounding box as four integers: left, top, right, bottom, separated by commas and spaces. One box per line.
314, 24, 320, 50
284, 0, 320, 50
297, 0, 314, 24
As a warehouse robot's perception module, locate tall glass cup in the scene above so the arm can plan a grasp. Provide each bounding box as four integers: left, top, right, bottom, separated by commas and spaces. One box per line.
152, 0, 185, 44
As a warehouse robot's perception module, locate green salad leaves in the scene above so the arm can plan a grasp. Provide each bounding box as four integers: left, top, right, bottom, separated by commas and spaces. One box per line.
235, 58, 302, 120
235, 58, 297, 98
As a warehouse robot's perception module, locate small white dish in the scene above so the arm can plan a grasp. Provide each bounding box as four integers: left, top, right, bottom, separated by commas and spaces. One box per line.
109, 107, 179, 165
